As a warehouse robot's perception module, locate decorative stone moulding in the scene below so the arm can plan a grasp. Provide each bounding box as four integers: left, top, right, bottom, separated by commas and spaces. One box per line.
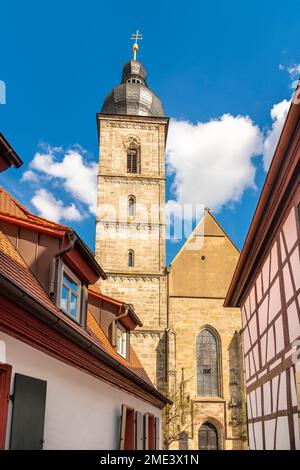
106, 274, 160, 283
105, 121, 159, 131
123, 134, 141, 150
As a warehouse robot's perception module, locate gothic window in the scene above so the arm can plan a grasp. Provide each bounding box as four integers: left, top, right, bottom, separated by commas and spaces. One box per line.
128, 250, 134, 267
196, 329, 220, 396
198, 422, 218, 450
127, 147, 139, 173
128, 196, 136, 217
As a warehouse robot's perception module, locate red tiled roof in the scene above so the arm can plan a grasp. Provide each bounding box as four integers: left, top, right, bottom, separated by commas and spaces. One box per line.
87, 313, 152, 385
0, 185, 69, 233
0, 229, 152, 386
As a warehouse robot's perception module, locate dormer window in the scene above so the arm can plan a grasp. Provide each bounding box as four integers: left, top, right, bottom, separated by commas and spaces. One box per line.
59, 264, 81, 321
116, 323, 127, 358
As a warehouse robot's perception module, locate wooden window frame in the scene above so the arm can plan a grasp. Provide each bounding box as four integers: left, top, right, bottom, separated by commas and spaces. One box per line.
145, 413, 157, 450
116, 323, 127, 359
0, 364, 12, 450
135, 411, 144, 450
58, 262, 82, 322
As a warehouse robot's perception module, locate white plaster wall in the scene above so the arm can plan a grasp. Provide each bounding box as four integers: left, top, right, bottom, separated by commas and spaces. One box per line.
1, 332, 162, 450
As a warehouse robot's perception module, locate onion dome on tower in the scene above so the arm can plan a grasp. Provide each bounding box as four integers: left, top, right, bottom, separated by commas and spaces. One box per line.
100, 31, 165, 117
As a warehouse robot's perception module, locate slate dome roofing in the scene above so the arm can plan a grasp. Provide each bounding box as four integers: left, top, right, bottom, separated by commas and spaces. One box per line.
101, 60, 165, 117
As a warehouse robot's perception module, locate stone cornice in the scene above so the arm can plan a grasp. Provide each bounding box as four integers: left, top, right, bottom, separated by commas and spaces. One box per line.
98, 174, 165, 185
131, 329, 165, 338
96, 221, 164, 230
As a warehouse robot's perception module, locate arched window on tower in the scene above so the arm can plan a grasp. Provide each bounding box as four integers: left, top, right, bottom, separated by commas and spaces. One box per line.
128, 250, 134, 267
196, 328, 220, 396
128, 196, 136, 217
127, 147, 139, 173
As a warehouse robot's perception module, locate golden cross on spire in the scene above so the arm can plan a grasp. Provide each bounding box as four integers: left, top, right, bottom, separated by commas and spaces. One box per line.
130, 30, 143, 60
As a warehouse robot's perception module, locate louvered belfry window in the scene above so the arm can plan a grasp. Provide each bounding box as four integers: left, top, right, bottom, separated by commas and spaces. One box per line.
127, 147, 138, 173
196, 329, 219, 396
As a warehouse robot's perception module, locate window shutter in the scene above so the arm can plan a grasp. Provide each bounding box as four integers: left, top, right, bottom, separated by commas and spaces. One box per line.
144, 413, 149, 450
0, 364, 12, 449
126, 332, 130, 362
155, 417, 160, 450
10, 374, 47, 450
119, 404, 127, 450
136, 411, 144, 450
109, 321, 116, 348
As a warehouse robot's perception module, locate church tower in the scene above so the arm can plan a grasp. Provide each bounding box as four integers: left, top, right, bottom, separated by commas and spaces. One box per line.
96, 37, 168, 388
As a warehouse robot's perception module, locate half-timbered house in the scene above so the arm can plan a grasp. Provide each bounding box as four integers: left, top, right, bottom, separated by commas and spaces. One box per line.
225, 85, 300, 449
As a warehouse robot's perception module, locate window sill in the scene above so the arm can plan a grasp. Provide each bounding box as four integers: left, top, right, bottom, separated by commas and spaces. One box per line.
116, 351, 127, 360
192, 396, 225, 403
59, 307, 82, 327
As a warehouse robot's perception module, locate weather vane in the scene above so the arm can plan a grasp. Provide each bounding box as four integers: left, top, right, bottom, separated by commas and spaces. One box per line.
130, 30, 143, 61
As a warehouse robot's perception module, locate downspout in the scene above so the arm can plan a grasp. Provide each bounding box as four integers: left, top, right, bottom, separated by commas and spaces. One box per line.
164, 266, 170, 450
110, 304, 130, 347
49, 231, 77, 297
165, 267, 170, 388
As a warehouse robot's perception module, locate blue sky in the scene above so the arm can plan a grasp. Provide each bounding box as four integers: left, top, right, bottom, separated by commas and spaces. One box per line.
0, 0, 299, 265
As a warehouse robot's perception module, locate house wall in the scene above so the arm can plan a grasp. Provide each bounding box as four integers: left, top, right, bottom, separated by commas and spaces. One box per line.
1, 332, 162, 450
0, 220, 61, 291
240, 194, 300, 449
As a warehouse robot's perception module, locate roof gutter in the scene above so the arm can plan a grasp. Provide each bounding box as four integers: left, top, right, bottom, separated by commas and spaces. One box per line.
0, 133, 23, 169
89, 289, 143, 327
0, 274, 171, 406
49, 231, 77, 297
73, 231, 107, 280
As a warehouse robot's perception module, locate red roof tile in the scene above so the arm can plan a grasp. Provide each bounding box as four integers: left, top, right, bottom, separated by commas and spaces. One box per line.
0, 185, 69, 233
87, 313, 152, 385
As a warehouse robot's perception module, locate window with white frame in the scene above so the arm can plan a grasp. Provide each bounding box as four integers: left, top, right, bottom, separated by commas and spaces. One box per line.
116, 324, 127, 358
59, 264, 81, 321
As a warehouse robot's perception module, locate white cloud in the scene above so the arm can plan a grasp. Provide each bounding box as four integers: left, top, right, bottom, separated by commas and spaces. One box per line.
287, 64, 300, 79
21, 170, 39, 183
31, 188, 83, 223
166, 114, 263, 212
262, 99, 290, 170
29, 145, 98, 214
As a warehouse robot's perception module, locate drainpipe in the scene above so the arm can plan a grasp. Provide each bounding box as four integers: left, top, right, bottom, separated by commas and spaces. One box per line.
165, 267, 170, 388
110, 304, 130, 347
49, 231, 77, 297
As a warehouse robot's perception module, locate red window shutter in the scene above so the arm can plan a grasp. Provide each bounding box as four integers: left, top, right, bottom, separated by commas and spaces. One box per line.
120, 405, 135, 450
148, 414, 155, 450
0, 364, 12, 449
